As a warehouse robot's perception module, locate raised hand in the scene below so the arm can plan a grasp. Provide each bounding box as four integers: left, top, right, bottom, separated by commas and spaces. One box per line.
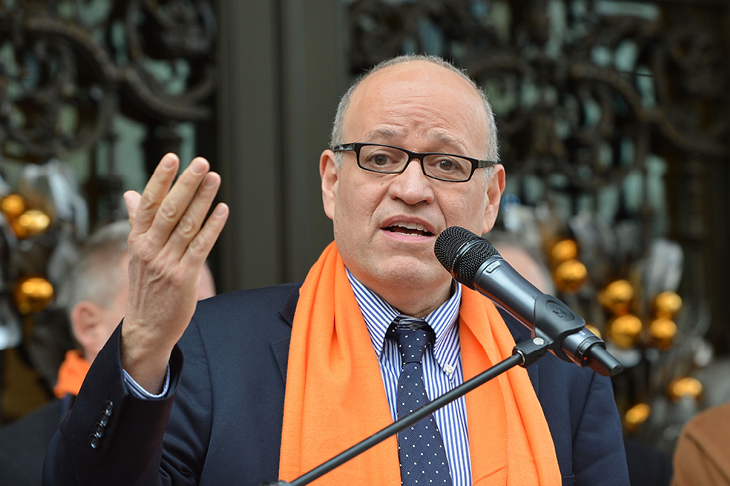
121, 153, 229, 393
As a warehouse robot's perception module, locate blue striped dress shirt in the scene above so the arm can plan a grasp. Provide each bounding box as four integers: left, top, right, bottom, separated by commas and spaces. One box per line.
346, 269, 472, 486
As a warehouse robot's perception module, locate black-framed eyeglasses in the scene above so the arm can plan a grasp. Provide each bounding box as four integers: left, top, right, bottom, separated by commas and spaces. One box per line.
332, 142, 496, 182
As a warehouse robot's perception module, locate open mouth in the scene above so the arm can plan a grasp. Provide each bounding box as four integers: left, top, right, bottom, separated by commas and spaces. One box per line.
384, 222, 434, 237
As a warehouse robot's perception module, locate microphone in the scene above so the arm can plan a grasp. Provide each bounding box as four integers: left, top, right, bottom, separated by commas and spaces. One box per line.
435, 226, 623, 377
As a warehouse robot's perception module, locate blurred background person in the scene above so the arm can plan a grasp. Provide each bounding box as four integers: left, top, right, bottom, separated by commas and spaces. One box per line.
0, 220, 216, 486
671, 402, 730, 486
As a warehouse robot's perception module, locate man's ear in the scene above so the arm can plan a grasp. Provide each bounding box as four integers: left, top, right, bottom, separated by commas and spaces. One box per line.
481, 164, 506, 234
69, 301, 102, 353
320, 149, 339, 221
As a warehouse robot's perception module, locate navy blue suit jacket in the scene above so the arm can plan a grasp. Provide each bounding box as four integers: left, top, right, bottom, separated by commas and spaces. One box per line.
44, 283, 629, 485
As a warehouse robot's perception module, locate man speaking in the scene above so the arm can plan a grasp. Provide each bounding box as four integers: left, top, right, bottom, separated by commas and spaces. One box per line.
43, 55, 629, 485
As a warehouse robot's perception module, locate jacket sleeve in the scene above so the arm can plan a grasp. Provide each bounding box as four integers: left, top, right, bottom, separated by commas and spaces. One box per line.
530, 355, 630, 485
42, 319, 212, 486
570, 370, 630, 485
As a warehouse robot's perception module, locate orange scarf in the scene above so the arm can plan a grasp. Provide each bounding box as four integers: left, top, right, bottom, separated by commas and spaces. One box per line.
279, 242, 560, 485
53, 350, 91, 398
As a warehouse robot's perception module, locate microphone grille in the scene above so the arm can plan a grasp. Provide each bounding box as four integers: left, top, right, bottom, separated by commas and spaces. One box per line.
435, 227, 500, 287
434, 226, 478, 268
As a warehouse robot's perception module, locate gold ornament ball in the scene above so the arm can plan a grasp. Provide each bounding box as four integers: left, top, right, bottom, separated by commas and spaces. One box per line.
648, 318, 677, 351
624, 403, 651, 434
606, 314, 643, 349
0, 194, 26, 218
550, 239, 579, 265
14, 276, 55, 314
585, 323, 602, 340
552, 259, 588, 294
13, 209, 51, 238
599, 280, 634, 316
654, 291, 683, 319
668, 377, 703, 402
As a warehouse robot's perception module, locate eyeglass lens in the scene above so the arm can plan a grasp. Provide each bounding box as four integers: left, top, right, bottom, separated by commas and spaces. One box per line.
358, 145, 473, 181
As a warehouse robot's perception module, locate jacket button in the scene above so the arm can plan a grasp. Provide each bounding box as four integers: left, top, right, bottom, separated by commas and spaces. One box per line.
99, 413, 109, 427
94, 423, 104, 438
89, 434, 100, 449
104, 400, 113, 416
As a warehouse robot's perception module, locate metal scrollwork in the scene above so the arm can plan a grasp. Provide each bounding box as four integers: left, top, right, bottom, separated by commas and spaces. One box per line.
0, 9, 115, 162
346, 0, 729, 190
651, 22, 729, 157
0, 0, 217, 164
120, 0, 216, 122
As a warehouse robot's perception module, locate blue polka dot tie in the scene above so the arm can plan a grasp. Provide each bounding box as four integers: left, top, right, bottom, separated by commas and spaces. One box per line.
389, 317, 453, 486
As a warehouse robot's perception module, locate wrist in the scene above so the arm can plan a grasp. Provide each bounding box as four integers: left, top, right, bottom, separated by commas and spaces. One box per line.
120, 319, 173, 394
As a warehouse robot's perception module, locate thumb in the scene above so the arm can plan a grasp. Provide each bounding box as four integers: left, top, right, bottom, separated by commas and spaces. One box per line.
124, 191, 142, 223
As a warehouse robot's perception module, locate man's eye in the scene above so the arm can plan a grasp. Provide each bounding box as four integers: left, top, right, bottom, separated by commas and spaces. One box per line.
427, 156, 469, 178
437, 159, 457, 171
436, 157, 468, 173
372, 154, 392, 166
365, 150, 402, 167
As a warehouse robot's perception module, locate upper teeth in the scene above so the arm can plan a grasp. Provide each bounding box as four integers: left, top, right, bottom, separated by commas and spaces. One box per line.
393, 222, 427, 232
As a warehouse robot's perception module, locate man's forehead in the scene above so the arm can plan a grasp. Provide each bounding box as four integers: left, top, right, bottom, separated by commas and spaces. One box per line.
343, 60, 487, 150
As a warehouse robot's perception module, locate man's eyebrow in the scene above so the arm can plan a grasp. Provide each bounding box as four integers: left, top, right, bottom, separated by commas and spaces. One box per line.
430, 131, 468, 152
361, 128, 468, 152
362, 127, 401, 141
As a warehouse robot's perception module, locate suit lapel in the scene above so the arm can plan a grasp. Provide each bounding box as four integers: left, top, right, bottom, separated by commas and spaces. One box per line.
271, 338, 290, 384
271, 285, 300, 383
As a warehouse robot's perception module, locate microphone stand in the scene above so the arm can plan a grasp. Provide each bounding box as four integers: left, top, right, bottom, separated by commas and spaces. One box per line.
262, 336, 549, 486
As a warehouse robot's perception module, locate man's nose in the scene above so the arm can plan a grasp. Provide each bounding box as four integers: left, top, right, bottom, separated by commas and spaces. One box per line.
388, 158, 435, 204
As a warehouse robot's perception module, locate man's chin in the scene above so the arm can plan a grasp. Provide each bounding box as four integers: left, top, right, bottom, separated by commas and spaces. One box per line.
363, 259, 450, 293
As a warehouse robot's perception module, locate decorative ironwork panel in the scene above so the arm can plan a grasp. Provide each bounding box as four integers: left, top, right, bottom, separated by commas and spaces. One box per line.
0, 0, 216, 161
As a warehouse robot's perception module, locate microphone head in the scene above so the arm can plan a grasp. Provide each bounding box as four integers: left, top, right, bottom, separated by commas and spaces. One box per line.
435, 226, 500, 288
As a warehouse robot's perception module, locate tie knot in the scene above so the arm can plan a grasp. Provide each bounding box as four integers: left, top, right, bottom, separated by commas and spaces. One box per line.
388, 317, 433, 365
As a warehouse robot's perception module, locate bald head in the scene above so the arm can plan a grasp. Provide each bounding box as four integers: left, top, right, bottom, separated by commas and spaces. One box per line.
330, 55, 499, 164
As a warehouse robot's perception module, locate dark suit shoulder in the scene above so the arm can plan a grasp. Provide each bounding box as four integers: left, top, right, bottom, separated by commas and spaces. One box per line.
188, 283, 300, 348
194, 283, 300, 324
196, 282, 301, 308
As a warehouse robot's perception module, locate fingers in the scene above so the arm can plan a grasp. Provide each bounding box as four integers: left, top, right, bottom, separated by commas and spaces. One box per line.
165, 169, 225, 262
181, 201, 229, 270
130, 154, 228, 269
136, 156, 213, 257
124, 191, 142, 222
119, 155, 228, 392
132, 153, 181, 236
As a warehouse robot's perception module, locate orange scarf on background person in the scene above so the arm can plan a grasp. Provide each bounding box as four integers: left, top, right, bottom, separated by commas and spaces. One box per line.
53, 350, 90, 398
279, 242, 561, 485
